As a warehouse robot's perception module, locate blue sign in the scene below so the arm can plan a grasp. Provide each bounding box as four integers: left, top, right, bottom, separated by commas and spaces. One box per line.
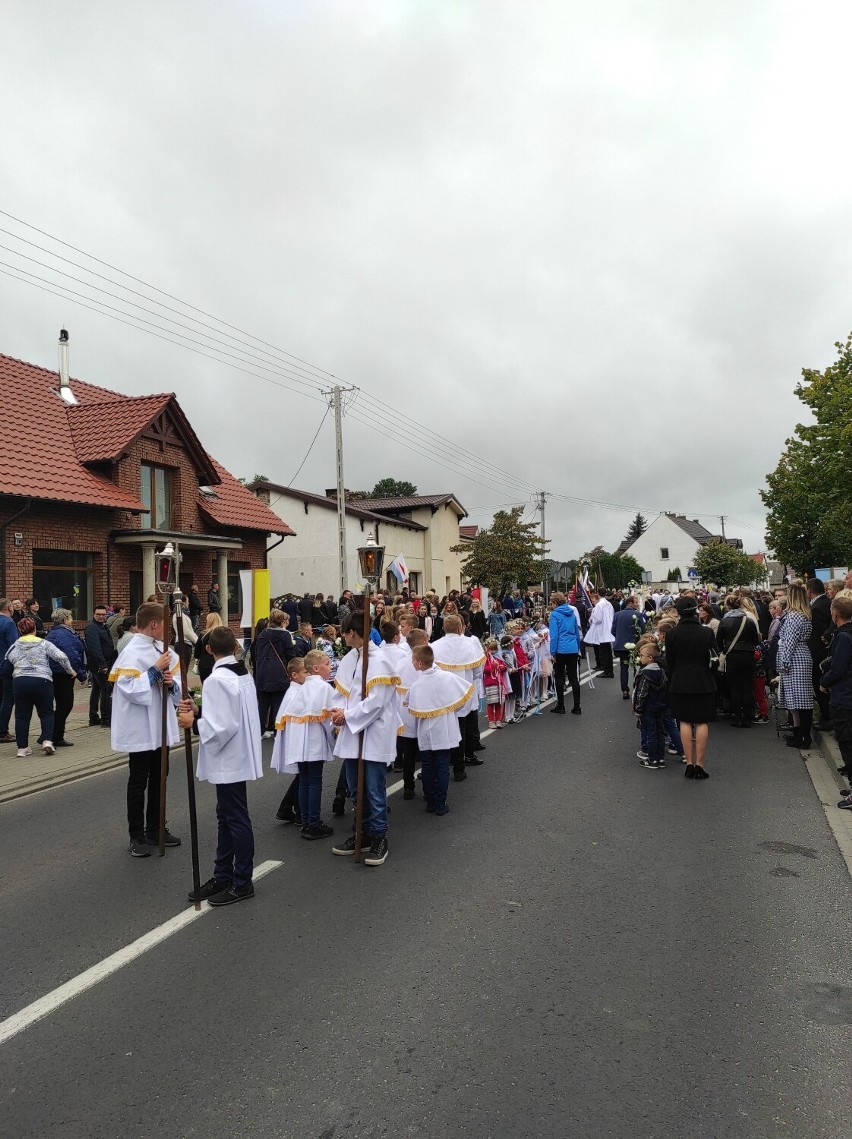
687, 568, 699, 579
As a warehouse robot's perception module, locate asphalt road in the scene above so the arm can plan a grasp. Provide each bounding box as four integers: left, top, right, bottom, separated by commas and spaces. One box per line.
1, 681, 851, 1139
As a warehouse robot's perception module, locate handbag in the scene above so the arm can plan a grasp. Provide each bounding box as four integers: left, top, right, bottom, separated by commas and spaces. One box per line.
717, 616, 747, 675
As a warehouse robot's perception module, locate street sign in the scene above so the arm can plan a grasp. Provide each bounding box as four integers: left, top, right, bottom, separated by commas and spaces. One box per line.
687, 568, 699, 579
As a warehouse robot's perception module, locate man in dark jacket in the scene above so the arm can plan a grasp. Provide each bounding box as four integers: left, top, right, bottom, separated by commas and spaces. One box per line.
187, 585, 204, 631
808, 578, 833, 728
0, 597, 19, 741
85, 605, 117, 726
207, 582, 222, 614
298, 592, 313, 625
322, 594, 339, 625
281, 594, 299, 632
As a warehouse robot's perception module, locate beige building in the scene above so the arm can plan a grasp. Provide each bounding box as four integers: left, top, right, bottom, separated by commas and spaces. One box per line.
252, 484, 468, 596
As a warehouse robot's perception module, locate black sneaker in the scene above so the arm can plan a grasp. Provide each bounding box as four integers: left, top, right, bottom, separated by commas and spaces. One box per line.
473, 743, 486, 751
640, 759, 666, 769
128, 836, 151, 858
364, 836, 389, 866
188, 877, 231, 902
550, 706, 566, 714
145, 829, 181, 847
88, 717, 101, 726
403, 787, 415, 800
464, 756, 484, 766
570, 706, 582, 715
302, 823, 334, 840
275, 808, 302, 825
453, 771, 467, 782
55, 739, 74, 747
331, 795, 346, 817
332, 833, 369, 856
208, 882, 255, 906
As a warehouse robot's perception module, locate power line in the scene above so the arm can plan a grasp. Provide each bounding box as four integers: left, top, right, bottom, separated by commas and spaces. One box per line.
286, 405, 330, 487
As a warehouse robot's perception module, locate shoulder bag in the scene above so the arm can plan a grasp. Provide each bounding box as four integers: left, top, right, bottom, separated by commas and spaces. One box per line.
717, 616, 747, 675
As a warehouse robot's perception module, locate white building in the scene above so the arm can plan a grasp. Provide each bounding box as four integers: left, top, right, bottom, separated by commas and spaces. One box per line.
618, 513, 742, 583
251, 483, 468, 597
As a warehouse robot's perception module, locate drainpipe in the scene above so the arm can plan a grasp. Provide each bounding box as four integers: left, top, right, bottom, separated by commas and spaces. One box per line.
0, 498, 32, 597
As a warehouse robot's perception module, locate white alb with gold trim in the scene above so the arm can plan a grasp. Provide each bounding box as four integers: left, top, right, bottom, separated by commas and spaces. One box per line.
109, 633, 181, 753
333, 644, 401, 765
273, 674, 338, 773
429, 633, 484, 716
407, 665, 472, 751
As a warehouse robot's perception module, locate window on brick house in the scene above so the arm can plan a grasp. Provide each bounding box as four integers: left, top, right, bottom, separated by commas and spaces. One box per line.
140, 463, 174, 529
32, 550, 93, 622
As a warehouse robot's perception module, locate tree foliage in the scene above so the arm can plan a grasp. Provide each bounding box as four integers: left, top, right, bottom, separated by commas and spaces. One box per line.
452, 507, 548, 594
622, 512, 648, 546
693, 540, 760, 587
666, 567, 682, 582
761, 334, 852, 574
369, 477, 418, 498
580, 546, 646, 591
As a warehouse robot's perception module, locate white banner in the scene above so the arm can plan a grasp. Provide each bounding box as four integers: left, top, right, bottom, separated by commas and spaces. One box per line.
239, 569, 254, 628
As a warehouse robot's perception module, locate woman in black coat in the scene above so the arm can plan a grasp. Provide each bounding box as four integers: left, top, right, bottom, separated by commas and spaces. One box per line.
665, 596, 717, 780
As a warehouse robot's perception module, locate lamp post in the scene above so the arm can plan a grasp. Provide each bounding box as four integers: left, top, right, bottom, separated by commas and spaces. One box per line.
353, 532, 385, 862
155, 541, 202, 907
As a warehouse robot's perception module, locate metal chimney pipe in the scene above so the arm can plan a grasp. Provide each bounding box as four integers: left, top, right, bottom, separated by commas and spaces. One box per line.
57, 328, 78, 405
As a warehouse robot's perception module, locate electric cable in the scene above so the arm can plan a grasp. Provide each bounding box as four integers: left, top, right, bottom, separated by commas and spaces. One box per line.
286, 406, 330, 487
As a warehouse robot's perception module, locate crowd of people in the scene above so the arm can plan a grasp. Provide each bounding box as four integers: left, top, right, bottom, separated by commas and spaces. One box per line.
6, 570, 852, 902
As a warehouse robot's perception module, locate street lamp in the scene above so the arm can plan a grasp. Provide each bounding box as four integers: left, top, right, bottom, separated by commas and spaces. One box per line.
357, 530, 385, 588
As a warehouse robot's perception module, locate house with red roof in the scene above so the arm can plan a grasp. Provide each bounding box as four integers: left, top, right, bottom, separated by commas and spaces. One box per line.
0, 350, 293, 626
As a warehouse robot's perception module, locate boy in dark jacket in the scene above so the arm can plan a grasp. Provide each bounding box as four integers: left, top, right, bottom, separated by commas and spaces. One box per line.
632, 642, 669, 770
818, 596, 852, 803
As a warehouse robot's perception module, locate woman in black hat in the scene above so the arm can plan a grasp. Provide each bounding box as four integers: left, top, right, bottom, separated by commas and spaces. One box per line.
664, 596, 717, 779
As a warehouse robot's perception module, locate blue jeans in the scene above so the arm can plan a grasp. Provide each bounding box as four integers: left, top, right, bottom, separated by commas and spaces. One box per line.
13, 675, 54, 747
640, 707, 683, 755
214, 781, 254, 887
298, 761, 324, 828
344, 758, 388, 837
420, 749, 450, 812
640, 708, 665, 763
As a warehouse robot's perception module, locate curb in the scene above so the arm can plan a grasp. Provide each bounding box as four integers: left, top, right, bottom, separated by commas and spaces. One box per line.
806, 727, 852, 879
0, 752, 129, 804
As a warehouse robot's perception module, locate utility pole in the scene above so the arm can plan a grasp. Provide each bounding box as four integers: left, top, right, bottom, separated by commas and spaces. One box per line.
538, 490, 549, 603
326, 385, 357, 597
719, 515, 727, 541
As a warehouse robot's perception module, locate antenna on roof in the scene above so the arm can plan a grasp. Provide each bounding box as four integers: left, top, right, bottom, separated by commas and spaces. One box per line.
57, 328, 78, 405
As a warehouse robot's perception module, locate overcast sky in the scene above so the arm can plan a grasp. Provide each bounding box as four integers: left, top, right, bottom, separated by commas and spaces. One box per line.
2, 1, 850, 563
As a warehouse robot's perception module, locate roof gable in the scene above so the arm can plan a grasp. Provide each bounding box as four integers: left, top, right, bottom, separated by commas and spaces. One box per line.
254, 482, 426, 531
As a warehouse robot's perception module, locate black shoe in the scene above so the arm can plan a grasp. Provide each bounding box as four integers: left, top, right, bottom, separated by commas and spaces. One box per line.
570, 706, 582, 715
331, 796, 346, 817
473, 743, 486, 751
332, 832, 370, 856
694, 767, 710, 779
128, 836, 151, 857
403, 787, 415, 800
275, 807, 302, 824
392, 762, 403, 773
622, 691, 630, 699
364, 836, 389, 866
786, 735, 803, 748
434, 804, 449, 816
188, 877, 231, 902
145, 829, 181, 847
684, 764, 695, 779
453, 771, 467, 782
302, 823, 334, 840
88, 717, 101, 726
550, 705, 566, 714
55, 739, 74, 747
464, 756, 484, 766
208, 882, 255, 906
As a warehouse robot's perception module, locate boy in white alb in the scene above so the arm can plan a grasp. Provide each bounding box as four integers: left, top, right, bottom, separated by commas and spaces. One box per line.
330, 611, 401, 867
275, 649, 337, 840
110, 601, 182, 858
178, 627, 263, 905
272, 657, 307, 824
396, 627, 430, 798
430, 613, 484, 780
408, 644, 474, 815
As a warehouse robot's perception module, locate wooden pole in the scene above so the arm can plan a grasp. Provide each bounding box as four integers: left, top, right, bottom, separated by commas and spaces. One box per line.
172, 591, 202, 911
158, 600, 171, 857
353, 589, 372, 864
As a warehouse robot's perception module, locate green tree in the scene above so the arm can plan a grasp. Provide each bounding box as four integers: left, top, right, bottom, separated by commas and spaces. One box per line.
693, 540, 760, 587
452, 507, 548, 594
622, 512, 648, 547
761, 334, 852, 574
580, 546, 646, 590
666, 567, 682, 582
369, 478, 418, 498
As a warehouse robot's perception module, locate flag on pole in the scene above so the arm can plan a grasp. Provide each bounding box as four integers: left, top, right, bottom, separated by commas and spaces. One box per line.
388, 554, 409, 584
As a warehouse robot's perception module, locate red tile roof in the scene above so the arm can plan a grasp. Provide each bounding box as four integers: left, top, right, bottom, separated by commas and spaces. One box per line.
0, 352, 295, 534
0, 354, 148, 511
199, 459, 296, 535
67, 394, 172, 463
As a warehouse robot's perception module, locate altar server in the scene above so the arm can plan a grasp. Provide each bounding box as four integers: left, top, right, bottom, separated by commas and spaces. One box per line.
430, 614, 484, 780
178, 626, 263, 905
274, 649, 338, 840
330, 612, 402, 867
584, 590, 615, 676
110, 601, 182, 858
408, 644, 474, 815
396, 627, 430, 798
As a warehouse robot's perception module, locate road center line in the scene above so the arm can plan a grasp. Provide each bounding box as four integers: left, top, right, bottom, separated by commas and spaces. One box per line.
0, 858, 284, 1047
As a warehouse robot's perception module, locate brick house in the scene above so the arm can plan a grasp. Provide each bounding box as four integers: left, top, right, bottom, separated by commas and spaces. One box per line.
0, 352, 293, 627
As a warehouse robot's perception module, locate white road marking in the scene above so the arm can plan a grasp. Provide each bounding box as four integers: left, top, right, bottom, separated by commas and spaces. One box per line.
0, 858, 284, 1047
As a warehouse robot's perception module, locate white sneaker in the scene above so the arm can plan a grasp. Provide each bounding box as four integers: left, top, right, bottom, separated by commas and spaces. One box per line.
43, 740, 56, 755
262, 730, 274, 740
16, 747, 32, 757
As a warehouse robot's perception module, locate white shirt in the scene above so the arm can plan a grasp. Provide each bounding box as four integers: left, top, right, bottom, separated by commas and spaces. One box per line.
110, 633, 181, 753
196, 657, 263, 784
584, 599, 615, 645
333, 644, 401, 765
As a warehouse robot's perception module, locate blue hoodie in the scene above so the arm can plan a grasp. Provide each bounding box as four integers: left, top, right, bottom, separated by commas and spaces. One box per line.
549, 604, 581, 655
